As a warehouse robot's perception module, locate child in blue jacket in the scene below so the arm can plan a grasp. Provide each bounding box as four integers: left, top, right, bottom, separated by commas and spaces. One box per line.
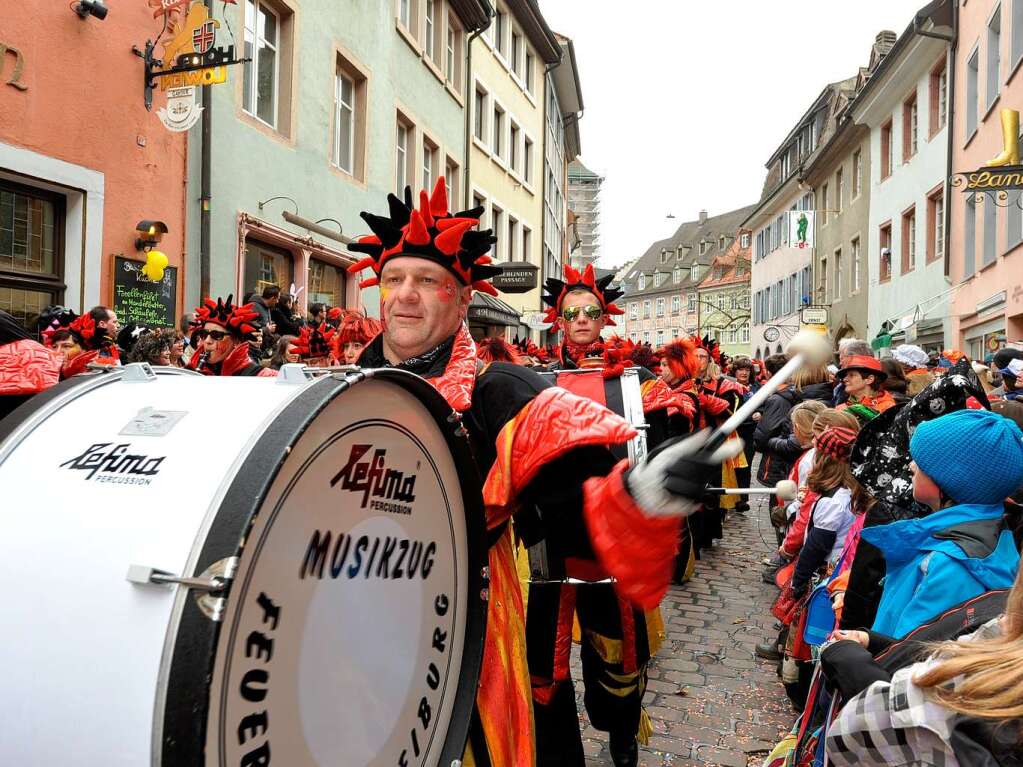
863, 408, 1023, 638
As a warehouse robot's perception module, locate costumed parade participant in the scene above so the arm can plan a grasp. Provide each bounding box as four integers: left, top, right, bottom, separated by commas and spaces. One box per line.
61, 309, 122, 377
658, 336, 734, 554
525, 265, 678, 767
347, 178, 739, 767
693, 336, 749, 517
835, 354, 896, 421
0, 310, 61, 419
189, 296, 276, 377
291, 322, 337, 367
334, 310, 382, 365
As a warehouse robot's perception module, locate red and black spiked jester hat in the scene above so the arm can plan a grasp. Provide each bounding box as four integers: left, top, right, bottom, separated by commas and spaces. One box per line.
541, 263, 625, 325
347, 177, 502, 295
661, 337, 700, 381
193, 295, 263, 340
691, 334, 721, 364
335, 309, 382, 345
292, 322, 337, 360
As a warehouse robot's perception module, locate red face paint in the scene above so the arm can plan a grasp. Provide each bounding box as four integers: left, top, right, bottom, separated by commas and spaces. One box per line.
436, 281, 457, 303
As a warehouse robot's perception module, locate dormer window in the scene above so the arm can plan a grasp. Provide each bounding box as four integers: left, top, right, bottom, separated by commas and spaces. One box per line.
638, 273, 646, 291
719, 236, 726, 249
699, 240, 708, 256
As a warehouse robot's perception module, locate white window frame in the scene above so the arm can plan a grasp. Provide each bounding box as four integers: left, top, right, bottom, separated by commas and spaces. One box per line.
424, 0, 435, 60
396, 119, 411, 195
332, 70, 355, 174
243, 0, 281, 129
671, 295, 681, 314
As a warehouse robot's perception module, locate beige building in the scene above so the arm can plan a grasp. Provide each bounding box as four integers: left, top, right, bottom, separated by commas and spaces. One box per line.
803, 34, 894, 346
468, 1, 560, 340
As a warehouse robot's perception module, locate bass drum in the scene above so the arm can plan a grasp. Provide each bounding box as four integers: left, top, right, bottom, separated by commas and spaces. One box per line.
0, 363, 487, 767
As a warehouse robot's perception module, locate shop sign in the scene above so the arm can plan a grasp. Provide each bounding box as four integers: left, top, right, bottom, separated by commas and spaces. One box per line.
799, 306, 828, 326
0, 43, 28, 91
490, 261, 539, 293
952, 108, 1023, 192
136, 1, 248, 120
788, 211, 815, 249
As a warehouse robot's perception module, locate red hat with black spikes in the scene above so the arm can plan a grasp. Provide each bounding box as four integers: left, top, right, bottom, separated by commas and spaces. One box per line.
193, 295, 263, 340
347, 177, 502, 295
692, 334, 721, 364
335, 309, 382, 346
661, 337, 700, 380
292, 322, 337, 360
541, 264, 625, 325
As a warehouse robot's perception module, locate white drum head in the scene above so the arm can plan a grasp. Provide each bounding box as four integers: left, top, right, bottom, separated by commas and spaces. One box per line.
197, 372, 484, 767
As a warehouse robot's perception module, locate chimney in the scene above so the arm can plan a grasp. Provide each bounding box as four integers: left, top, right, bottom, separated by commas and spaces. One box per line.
875, 29, 897, 56
698, 209, 708, 225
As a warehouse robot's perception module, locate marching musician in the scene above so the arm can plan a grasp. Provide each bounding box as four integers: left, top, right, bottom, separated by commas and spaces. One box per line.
348, 178, 738, 767
189, 296, 276, 377
533, 265, 678, 766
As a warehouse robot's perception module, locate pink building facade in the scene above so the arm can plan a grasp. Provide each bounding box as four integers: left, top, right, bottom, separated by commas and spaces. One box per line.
949, 0, 1023, 356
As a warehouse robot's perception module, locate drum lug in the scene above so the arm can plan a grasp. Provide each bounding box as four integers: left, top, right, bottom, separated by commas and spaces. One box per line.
126, 556, 239, 622
121, 362, 158, 382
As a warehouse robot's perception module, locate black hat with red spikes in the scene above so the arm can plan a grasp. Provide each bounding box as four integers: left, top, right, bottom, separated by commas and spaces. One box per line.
347, 178, 502, 295
541, 264, 626, 325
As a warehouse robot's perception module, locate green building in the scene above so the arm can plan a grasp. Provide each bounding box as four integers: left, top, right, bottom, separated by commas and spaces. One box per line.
184, 0, 491, 315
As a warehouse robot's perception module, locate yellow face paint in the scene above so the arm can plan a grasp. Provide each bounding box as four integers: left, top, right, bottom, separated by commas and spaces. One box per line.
380, 287, 392, 303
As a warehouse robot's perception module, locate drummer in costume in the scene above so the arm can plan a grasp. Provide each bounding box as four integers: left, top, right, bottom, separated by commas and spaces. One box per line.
692, 336, 748, 542
189, 296, 276, 377
349, 178, 739, 767
530, 267, 677, 766
658, 337, 735, 557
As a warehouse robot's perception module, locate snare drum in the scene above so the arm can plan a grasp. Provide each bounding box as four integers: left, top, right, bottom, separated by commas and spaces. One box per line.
0, 363, 487, 767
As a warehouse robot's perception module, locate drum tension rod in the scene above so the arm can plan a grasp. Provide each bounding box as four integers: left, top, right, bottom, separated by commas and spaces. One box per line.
126, 564, 230, 593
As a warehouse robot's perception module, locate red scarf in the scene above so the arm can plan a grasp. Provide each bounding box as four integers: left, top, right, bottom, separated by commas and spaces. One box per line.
561, 339, 603, 366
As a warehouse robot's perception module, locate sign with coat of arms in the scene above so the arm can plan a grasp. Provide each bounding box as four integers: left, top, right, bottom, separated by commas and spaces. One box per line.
135, 0, 248, 131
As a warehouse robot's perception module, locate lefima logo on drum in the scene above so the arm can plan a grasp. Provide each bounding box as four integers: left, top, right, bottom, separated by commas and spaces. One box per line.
330, 443, 417, 512
58, 442, 165, 485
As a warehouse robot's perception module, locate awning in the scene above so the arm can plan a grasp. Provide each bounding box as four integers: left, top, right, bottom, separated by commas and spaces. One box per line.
468, 292, 521, 327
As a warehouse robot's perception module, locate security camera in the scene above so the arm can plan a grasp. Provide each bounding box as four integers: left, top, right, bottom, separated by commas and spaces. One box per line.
73, 0, 109, 20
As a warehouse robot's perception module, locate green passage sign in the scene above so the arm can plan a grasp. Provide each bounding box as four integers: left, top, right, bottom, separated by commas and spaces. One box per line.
112, 256, 178, 328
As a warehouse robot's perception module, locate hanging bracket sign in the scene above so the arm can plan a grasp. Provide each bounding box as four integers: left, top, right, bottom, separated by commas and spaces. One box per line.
134, 1, 249, 129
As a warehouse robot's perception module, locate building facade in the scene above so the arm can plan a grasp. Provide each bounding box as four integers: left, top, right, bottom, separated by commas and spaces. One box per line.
567, 158, 603, 269
949, 0, 1023, 356
538, 33, 582, 342
0, 3, 188, 327
697, 233, 753, 358
622, 206, 755, 349
803, 35, 882, 350
748, 81, 854, 359
184, 0, 490, 319
468, 0, 560, 340
851, 10, 952, 352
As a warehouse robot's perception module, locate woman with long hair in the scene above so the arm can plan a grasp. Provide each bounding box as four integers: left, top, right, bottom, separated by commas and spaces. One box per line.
825, 562, 1023, 765
268, 335, 299, 370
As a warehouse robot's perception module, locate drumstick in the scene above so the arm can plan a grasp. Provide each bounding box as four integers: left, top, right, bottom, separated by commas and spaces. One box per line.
701, 330, 833, 455
706, 479, 798, 501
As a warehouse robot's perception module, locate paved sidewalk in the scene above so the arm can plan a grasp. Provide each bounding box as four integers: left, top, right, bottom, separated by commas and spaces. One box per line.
577, 500, 794, 766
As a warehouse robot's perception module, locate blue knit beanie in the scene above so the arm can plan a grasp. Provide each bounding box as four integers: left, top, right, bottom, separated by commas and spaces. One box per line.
910, 409, 1023, 504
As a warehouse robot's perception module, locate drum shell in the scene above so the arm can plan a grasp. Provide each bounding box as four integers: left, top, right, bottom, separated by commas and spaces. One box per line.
0, 367, 308, 765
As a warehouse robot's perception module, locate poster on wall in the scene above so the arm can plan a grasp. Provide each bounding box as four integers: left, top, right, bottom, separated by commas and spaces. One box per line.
788, 211, 816, 249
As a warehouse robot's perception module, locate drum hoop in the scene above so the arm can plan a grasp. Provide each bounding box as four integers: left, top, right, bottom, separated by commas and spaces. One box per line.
0, 367, 200, 466
156, 368, 489, 767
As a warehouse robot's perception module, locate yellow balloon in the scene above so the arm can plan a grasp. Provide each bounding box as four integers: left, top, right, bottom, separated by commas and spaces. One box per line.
152, 251, 169, 269
150, 268, 165, 282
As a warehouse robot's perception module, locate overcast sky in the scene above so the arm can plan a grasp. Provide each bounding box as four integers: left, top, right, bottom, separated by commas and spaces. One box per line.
539, 0, 930, 269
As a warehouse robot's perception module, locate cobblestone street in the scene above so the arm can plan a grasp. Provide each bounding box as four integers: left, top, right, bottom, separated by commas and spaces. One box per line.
578, 500, 794, 766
